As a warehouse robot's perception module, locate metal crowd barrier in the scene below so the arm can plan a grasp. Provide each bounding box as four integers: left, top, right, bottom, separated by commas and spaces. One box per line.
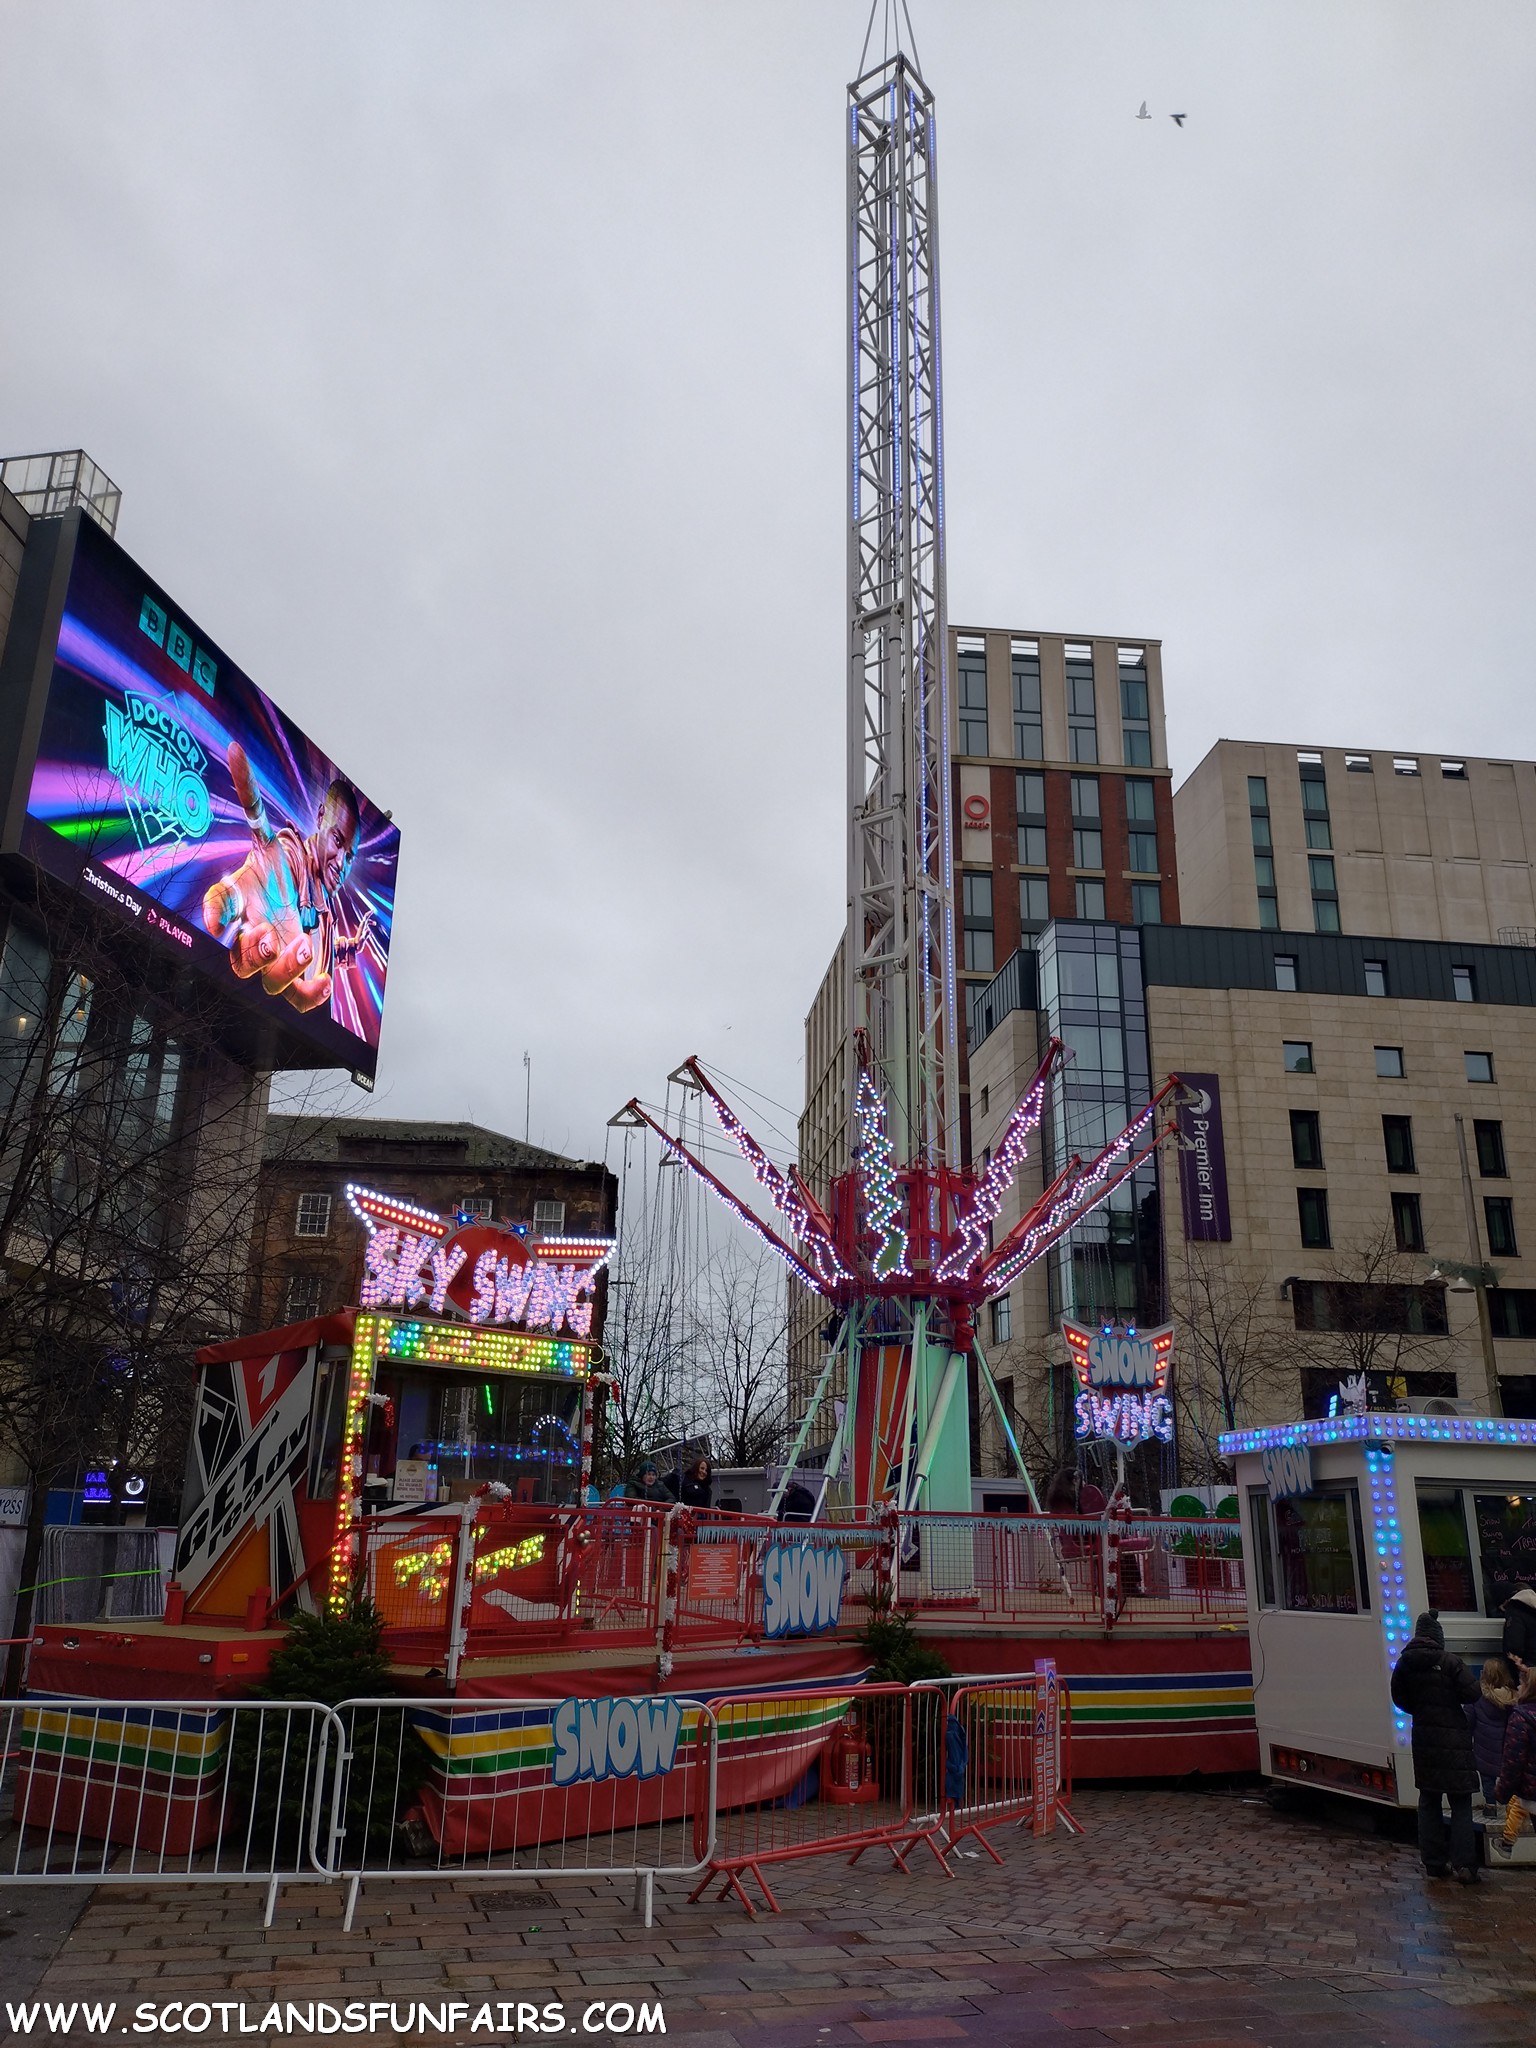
905, 1666, 1083, 1862
0, 1698, 344, 1926
330, 1695, 718, 1930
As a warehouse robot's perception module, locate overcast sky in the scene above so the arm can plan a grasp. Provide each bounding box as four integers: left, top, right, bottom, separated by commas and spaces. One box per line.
2, 1, 1532, 1171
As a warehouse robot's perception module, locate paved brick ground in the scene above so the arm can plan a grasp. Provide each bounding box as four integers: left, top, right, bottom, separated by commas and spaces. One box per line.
10, 1789, 1536, 2047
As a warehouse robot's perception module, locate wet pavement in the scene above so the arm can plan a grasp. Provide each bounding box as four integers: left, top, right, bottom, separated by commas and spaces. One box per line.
11, 1787, 1536, 2045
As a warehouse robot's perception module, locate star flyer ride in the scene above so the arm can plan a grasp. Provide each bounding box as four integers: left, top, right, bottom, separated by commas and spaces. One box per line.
18, 37, 1263, 1867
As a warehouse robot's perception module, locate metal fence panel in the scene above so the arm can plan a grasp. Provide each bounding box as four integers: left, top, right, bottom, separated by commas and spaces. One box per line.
0, 1698, 344, 1925
331, 1694, 717, 1930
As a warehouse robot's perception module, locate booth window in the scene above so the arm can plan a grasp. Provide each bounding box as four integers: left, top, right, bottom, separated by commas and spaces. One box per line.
1271, 1489, 1370, 1613
295, 1192, 331, 1238
1247, 1488, 1276, 1608
1416, 1486, 1478, 1611
1473, 1492, 1536, 1615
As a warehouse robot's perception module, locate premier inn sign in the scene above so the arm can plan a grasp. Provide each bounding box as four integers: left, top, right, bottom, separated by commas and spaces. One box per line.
1176, 1073, 1232, 1242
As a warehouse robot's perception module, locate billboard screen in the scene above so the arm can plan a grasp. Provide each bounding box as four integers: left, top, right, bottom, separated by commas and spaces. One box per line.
19, 515, 400, 1073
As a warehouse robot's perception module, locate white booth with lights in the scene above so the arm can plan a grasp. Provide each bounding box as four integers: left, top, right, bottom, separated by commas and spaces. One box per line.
1221, 1411, 1536, 1835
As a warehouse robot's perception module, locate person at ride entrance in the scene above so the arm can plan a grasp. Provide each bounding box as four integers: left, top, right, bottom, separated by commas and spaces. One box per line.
1501, 1581, 1536, 1674
628, 1460, 672, 1504
1490, 1663, 1536, 1859
671, 1456, 713, 1509
1390, 1610, 1482, 1883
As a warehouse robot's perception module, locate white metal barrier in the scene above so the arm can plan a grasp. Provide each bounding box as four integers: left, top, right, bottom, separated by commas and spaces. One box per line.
331, 1695, 719, 1929
0, 1698, 345, 1926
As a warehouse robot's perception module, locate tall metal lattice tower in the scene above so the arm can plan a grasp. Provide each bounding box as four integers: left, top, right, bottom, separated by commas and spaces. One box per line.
617, 24, 1184, 1520
845, 50, 956, 1177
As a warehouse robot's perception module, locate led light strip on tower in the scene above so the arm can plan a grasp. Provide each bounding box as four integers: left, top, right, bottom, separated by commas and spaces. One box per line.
706, 1085, 851, 1289
936, 1046, 1057, 1282
854, 1068, 910, 1278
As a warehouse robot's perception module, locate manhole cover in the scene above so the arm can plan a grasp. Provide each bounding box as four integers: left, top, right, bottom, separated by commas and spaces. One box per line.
477, 1890, 558, 1912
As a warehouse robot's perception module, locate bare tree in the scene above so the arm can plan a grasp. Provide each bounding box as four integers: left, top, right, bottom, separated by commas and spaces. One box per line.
0, 893, 283, 1690
1168, 1245, 1295, 1479
691, 1242, 788, 1468
1292, 1227, 1460, 1396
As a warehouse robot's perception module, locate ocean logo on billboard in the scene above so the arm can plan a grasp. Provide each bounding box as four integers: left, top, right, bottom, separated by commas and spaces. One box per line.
762, 1541, 846, 1637
103, 691, 212, 853
550, 1696, 683, 1785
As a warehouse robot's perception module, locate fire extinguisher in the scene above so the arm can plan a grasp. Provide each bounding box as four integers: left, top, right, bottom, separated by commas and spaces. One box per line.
826, 1707, 876, 1801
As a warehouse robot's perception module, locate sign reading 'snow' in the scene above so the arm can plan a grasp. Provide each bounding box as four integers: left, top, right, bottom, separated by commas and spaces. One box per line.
762, 1541, 846, 1638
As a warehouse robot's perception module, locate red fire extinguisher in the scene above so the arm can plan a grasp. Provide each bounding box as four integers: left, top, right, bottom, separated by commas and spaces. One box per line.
826, 1706, 879, 1804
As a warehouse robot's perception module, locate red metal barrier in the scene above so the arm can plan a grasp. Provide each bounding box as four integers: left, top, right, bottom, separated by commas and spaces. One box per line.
687, 1682, 945, 1915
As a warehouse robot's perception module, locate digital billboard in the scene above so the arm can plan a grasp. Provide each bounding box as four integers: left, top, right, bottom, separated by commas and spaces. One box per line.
16, 514, 400, 1074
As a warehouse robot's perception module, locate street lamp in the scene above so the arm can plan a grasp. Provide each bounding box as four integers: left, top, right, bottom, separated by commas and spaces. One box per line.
1425, 1252, 1503, 1419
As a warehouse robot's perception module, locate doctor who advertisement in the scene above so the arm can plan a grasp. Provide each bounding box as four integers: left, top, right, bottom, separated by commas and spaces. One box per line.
19, 514, 401, 1074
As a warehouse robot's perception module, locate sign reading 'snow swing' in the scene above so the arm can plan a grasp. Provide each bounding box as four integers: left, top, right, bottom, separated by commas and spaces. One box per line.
1064, 1320, 1176, 1448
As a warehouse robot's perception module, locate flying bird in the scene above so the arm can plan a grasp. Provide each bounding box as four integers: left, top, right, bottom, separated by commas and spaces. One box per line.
1171, 113, 1187, 126
1136, 101, 1150, 119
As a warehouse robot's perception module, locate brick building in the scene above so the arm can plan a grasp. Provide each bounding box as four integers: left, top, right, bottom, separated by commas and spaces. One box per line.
248, 1116, 618, 1333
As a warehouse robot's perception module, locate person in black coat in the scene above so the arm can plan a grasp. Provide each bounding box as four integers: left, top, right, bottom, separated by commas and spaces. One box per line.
1390, 1610, 1481, 1881
1502, 1584, 1536, 1675
628, 1460, 672, 1505
672, 1456, 713, 1510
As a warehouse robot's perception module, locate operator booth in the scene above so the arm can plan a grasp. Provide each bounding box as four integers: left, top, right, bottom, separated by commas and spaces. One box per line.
1222, 1410, 1536, 1843
169, 1186, 613, 1634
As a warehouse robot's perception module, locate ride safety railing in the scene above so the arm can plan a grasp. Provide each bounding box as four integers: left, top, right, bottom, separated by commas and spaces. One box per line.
0, 1697, 344, 1926
0, 1675, 1078, 1925
320, 1502, 1242, 1675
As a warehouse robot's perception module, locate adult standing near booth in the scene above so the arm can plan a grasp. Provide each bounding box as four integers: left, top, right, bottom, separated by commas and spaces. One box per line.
1501, 1581, 1536, 1675
1390, 1611, 1482, 1883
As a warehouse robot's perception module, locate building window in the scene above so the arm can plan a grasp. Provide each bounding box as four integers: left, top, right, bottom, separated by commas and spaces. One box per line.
285, 1272, 323, 1320
533, 1199, 567, 1234
1375, 1045, 1405, 1079
1308, 855, 1339, 932
1127, 831, 1158, 874
1297, 1187, 1331, 1249
1393, 757, 1420, 777
1130, 883, 1162, 924
1486, 1197, 1518, 1258
1069, 774, 1100, 822
295, 1192, 332, 1238
1066, 655, 1097, 763
1475, 1119, 1507, 1178
1016, 770, 1046, 867
1012, 645, 1042, 759
1299, 758, 1329, 816
962, 871, 995, 972
990, 1294, 1012, 1344
1019, 875, 1049, 927
1290, 1109, 1323, 1168
1072, 828, 1103, 870
957, 649, 989, 755
1274, 954, 1298, 991
1126, 777, 1156, 824
1345, 753, 1372, 772
1392, 1191, 1426, 1254
1441, 760, 1467, 779
1249, 777, 1276, 928
1284, 1040, 1314, 1074
1363, 960, 1387, 997
1452, 966, 1476, 1003
1382, 1115, 1416, 1174
1465, 1051, 1495, 1084
1488, 1289, 1536, 1337
1075, 880, 1106, 920
457, 1196, 493, 1220
1120, 657, 1151, 766
1305, 817, 1333, 850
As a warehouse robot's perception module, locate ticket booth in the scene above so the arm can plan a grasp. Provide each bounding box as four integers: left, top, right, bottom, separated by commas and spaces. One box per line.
1222, 1411, 1536, 1832
175, 1188, 613, 1625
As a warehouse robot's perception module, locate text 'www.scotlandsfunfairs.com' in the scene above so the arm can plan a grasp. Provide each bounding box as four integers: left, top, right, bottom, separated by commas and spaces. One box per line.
4, 2002, 668, 2039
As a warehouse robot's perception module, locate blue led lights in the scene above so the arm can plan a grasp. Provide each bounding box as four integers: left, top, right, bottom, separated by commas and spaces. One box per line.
1364, 1442, 1413, 1744
1218, 1413, 1536, 1459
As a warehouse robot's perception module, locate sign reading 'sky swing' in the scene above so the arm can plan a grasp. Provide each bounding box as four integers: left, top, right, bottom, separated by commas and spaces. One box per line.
762, 1540, 846, 1638
1064, 1320, 1175, 1447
